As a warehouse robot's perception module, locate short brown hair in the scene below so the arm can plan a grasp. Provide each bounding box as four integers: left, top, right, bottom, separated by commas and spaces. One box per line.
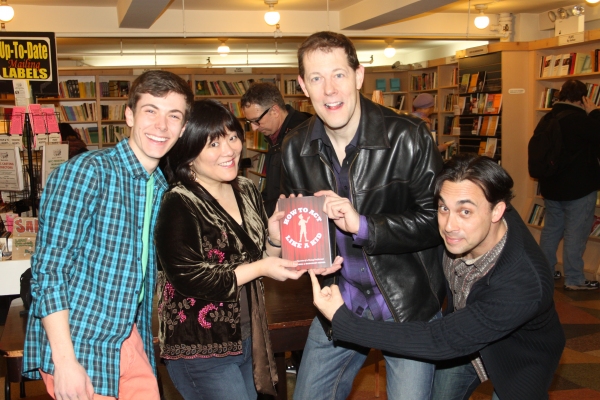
240, 82, 285, 110
127, 70, 194, 122
297, 31, 360, 79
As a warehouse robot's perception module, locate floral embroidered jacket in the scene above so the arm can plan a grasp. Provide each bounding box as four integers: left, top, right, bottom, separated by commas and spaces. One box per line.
155, 177, 278, 395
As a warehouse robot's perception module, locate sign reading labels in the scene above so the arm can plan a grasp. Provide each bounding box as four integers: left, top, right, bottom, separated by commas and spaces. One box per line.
0, 36, 52, 80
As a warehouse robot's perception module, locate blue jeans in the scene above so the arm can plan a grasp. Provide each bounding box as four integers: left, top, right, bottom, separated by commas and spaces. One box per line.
433, 358, 500, 400
294, 312, 440, 400
539, 191, 597, 286
164, 337, 256, 400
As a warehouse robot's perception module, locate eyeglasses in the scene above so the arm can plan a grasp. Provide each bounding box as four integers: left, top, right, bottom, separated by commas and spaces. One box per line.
245, 106, 272, 126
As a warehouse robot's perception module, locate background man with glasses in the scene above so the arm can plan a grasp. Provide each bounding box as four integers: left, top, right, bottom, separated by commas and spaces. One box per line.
241, 82, 312, 216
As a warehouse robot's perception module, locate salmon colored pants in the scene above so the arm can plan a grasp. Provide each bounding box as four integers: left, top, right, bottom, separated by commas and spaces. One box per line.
41, 324, 159, 400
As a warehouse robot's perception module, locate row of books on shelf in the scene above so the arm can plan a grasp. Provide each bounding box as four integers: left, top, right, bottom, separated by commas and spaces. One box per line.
459, 71, 487, 94
382, 94, 405, 110
472, 116, 500, 136
196, 79, 251, 96
410, 72, 437, 91
100, 104, 126, 121
99, 80, 130, 98
528, 204, 600, 238
442, 115, 458, 134
224, 101, 243, 118
58, 103, 97, 122
442, 93, 458, 112
286, 99, 314, 114
442, 115, 499, 136
539, 82, 600, 109
376, 78, 402, 92
245, 130, 268, 150
528, 203, 546, 226
103, 125, 128, 143
256, 177, 266, 192
539, 52, 598, 78
284, 79, 302, 95
74, 127, 98, 144
73, 125, 129, 145
477, 138, 498, 158
0, 105, 60, 135
58, 80, 95, 99
442, 140, 457, 160
538, 88, 560, 109
253, 153, 267, 176
457, 93, 503, 115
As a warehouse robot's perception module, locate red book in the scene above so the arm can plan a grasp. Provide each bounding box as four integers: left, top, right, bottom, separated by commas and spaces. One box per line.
278, 196, 332, 269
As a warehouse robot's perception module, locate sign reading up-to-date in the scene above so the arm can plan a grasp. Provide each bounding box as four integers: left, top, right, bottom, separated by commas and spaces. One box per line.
0, 32, 58, 96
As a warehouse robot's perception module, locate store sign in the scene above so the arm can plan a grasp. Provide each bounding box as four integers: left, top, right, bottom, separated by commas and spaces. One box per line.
0, 35, 53, 81
466, 45, 489, 57
0, 32, 58, 96
558, 32, 584, 46
226, 67, 252, 74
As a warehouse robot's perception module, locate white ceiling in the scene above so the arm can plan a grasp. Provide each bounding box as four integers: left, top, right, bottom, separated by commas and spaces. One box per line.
6, 0, 595, 68
4, 0, 585, 13
8, 0, 591, 14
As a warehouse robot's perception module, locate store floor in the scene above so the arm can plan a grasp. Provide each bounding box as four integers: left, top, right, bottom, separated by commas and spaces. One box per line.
1, 277, 599, 399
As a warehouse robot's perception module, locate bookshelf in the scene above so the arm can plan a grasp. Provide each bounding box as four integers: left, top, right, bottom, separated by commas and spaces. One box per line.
362, 62, 458, 149
33, 67, 314, 149
455, 52, 503, 163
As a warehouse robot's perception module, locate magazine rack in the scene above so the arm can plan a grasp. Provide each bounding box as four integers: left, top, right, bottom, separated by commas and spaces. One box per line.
0, 112, 56, 221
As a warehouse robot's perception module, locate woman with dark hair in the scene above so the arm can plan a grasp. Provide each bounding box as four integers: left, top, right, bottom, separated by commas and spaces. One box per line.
154, 99, 308, 400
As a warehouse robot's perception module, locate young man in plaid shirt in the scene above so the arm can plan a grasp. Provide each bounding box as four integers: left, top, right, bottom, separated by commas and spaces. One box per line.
23, 70, 194, 400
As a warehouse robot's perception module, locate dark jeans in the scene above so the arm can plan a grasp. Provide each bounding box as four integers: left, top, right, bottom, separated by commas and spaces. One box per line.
165, 337, 256, 400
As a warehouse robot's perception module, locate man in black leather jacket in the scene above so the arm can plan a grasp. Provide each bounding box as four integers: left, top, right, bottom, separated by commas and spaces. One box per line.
241, 82, 312, 216
281, 31, 445, 400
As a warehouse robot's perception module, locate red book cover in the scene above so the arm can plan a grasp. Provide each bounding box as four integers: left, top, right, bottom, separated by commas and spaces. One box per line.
278, 196, 332, 269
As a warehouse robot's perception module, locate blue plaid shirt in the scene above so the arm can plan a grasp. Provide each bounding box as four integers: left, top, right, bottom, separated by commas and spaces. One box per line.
23, 139, 167, 397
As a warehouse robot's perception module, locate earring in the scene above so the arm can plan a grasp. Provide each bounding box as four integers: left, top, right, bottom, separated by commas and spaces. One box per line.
190, 168, 196, 181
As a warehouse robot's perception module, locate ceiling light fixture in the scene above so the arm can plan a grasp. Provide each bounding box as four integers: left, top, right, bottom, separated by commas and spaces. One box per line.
586, 0, 599, 4
264, 0, 280, 26
218, 40, 230, 57
0, 0, 14, 30
383, 40, 396, 58
474, 4, 490, 29
0, 0, 14, 22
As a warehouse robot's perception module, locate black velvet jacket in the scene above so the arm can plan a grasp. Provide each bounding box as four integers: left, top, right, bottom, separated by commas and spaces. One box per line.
154, 177, 278, 395
281, 95, 445, 324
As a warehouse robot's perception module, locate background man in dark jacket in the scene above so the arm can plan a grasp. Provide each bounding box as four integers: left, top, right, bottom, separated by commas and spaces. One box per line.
537, 79, 600, 290
241, 83, 311, 216
310, 154, 565, 400
282, 31, 444, 400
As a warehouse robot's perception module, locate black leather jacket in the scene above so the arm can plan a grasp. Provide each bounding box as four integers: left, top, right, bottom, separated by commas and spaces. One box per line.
281, 95, 445, 323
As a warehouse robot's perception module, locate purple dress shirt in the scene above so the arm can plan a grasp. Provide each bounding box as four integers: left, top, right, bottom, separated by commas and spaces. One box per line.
313, 122, 393, 321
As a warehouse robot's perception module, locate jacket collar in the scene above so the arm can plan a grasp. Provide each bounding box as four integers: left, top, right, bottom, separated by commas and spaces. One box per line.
300, 94, 390, 157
